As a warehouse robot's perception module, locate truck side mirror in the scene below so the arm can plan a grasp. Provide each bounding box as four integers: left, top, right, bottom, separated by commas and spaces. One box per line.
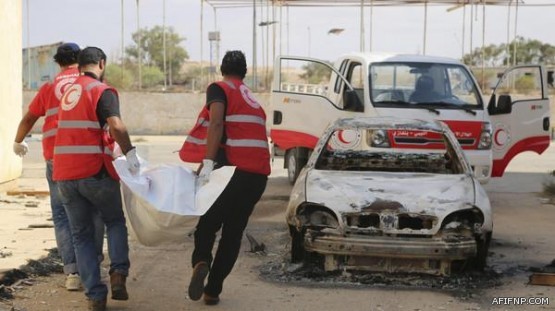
489, 94, 512, 115
343, 89, 364, 112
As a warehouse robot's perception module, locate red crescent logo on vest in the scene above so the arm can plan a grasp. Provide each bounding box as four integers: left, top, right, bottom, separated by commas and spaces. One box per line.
239, 84, 261, 109
55, 77, 78, 100
61, 84, 82, 111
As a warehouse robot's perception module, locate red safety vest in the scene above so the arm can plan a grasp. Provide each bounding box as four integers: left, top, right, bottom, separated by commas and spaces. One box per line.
52, 75, 119, 181
180, 79, 271, 176
28, 67, 80, 160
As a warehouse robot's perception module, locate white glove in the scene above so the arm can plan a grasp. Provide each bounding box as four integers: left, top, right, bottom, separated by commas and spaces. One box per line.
197, 159, 214, 188
125, 147, 140, 175
13, 141, 29, 157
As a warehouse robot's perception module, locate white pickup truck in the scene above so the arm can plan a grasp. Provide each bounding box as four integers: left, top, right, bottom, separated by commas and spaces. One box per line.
270, 53, 551, 184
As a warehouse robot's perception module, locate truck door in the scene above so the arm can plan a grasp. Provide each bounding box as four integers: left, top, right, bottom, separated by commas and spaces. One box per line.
271, 56, 363, 183
271, 56, 363, 151
489, 65, 551, 177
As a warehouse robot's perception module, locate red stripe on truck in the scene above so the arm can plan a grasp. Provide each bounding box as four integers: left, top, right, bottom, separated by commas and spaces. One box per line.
441, 120, 483, 149
491, 135, 550, 177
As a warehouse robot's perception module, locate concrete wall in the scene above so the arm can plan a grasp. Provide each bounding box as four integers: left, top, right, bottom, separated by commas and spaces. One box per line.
0, 2, 22, 184
23, 89, 554, 136
23, 91, 271, 135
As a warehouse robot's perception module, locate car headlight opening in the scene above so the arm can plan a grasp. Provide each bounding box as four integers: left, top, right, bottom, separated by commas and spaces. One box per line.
368, 129, 390, 147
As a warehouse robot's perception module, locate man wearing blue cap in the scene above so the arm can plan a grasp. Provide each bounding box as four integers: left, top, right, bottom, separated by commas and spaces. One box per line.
13, 42, 105, 291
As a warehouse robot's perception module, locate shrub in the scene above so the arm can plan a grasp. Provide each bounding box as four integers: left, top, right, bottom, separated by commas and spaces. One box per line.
105, 64, 134, 90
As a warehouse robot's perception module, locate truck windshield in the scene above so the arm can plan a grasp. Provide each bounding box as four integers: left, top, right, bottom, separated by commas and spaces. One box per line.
369, 62, 481, 109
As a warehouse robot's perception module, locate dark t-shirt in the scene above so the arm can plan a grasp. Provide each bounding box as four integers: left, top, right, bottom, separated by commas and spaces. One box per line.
206, 83, 227, 108
205, 83, 229, 167
83, 72, 120, 128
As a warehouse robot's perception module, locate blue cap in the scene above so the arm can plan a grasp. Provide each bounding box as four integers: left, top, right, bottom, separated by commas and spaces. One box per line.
56, 42, 80, 55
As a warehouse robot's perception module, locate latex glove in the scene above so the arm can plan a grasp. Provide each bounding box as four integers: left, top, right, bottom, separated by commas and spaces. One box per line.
125, 147, 140, 175
197, 159, 214, 188
13, 141, 29, 157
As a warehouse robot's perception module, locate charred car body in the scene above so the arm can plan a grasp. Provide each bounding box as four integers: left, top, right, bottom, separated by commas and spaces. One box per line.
286, 117, 493, 276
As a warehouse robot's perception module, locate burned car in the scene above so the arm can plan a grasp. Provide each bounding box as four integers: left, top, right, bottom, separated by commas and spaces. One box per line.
286, 117, 492, 276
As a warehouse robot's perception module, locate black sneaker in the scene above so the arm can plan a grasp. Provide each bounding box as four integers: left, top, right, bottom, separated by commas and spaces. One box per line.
188, 262, 209, 301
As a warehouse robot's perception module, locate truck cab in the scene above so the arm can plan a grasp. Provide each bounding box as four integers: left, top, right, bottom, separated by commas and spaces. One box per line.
270, 53, 551, 184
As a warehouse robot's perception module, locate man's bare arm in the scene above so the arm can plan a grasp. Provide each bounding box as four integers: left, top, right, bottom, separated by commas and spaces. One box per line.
106, 116, 134, 154
204, 101, 225, 161
15, 112, 39, 142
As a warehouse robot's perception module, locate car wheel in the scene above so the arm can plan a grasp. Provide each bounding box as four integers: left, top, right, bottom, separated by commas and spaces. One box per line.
286, 148, 308, 185
289, 225, 306, 263
471, 232, 492, 271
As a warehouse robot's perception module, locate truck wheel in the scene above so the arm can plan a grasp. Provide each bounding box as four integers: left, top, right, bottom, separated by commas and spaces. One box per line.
286, 148, 308, 184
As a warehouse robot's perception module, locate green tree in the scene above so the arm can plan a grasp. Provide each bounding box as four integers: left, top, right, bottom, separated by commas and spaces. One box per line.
105, 64, 134, 90
463, 37, 555, 67
141, 66, 164, 88
126, 26, 189, 86
462, 44, 504, 67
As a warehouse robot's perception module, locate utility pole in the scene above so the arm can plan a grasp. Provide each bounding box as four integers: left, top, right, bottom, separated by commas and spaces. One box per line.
121, 0, 125, 82
137, 0, 142, 89
253, 0, 257, 91
163, 0, 167, 90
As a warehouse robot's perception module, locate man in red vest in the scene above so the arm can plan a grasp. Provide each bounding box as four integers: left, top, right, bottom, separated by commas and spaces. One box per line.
181, 50, 270, 305
13, 42, 105, 291
53, 47, 139, 311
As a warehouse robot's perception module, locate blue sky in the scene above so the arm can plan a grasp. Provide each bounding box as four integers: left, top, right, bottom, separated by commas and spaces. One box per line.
23, 0, 555, 65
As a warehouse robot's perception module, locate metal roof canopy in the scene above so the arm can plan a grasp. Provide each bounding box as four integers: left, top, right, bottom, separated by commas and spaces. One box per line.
205, 0, 553, 7
199, 0, 552, 90
205, 1, 509, 8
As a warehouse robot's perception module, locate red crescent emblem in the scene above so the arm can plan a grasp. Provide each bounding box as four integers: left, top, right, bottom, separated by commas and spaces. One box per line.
494, 129, 503, 146
337, 130, 348, 144
63, 88, 77, 105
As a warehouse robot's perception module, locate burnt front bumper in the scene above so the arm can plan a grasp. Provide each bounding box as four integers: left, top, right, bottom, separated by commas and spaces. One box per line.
304, 231, 477, 275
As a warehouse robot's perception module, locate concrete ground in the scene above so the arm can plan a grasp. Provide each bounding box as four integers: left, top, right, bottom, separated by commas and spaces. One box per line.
1, 135, 555, 311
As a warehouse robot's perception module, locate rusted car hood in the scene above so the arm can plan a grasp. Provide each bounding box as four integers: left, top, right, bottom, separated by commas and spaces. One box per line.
305, 170, 475, 216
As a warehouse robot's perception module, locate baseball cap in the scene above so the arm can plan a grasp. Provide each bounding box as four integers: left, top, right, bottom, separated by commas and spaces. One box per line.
54, 42, 81, 65
56, 42, 80, 54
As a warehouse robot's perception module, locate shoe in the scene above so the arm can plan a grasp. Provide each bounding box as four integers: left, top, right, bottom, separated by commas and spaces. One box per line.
110, 272, 129, 300
65, 273, 81, 291
188, 262, 209, 301
88, 298, 107, 311
203, 293, 220, 305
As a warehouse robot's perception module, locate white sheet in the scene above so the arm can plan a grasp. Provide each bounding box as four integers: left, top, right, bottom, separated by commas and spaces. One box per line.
113, 157, 235, 246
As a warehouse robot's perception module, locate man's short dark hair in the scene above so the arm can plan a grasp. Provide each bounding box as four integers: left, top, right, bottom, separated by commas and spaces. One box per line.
220, 50, 247, 79
54, 42, 80, 66
78, 47, 107, 67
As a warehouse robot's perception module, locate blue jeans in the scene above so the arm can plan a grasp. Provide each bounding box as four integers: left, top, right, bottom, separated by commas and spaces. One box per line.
57, 174, 130, 301
46, 161, 104, 274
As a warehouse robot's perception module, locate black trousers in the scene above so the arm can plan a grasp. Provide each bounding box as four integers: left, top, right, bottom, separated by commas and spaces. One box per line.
192, 169, 267, 296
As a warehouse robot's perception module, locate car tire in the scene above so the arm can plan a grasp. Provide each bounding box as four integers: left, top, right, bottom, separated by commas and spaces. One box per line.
289, 225, 306, 263
286, 148, 308, 185
471, 232, 492, 271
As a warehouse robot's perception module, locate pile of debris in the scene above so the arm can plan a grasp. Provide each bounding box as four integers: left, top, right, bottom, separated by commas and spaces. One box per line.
0, 248, 63, 301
